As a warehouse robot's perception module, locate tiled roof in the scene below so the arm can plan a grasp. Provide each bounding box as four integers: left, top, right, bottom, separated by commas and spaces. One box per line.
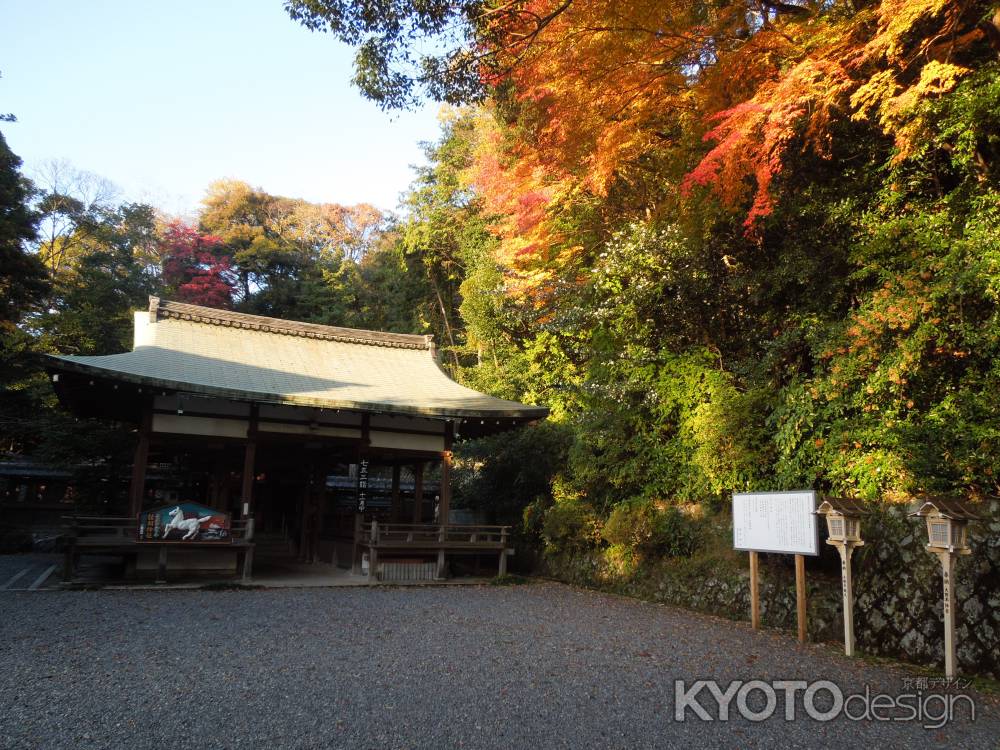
148, 297, 431, 349
46, 298, 549, 420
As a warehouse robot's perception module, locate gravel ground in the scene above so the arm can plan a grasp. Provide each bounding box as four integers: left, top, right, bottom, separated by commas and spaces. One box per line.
0, 582, 997, 749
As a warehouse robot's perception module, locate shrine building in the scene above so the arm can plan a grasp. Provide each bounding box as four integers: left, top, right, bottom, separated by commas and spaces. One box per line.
46, 297, 547, 581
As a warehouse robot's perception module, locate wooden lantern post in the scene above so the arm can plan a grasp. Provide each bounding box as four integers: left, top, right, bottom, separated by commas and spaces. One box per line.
815, 497, 867, 656
909, 497, 981, 680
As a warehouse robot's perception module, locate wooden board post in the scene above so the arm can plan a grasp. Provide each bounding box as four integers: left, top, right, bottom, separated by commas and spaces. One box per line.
795, 553, 807, 643
733, 491, 819, 638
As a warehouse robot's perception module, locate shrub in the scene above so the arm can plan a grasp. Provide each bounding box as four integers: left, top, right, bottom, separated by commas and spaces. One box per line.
541, 500, 600, 555
602, 499, 702, 559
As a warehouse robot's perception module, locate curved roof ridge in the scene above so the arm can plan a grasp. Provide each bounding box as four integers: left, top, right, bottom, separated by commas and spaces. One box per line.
149, 297, 433, 350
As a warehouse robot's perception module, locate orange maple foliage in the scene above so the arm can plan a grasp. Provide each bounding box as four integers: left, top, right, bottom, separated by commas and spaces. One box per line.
470, 0, 995, 262
685, 0, 989, 231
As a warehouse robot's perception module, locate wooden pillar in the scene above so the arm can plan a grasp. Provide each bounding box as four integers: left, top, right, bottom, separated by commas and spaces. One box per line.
240, 545, 254, 583
209, 451, 229, 508
370, 520, 379, 581
299, 467, 312, 563
436, 523, 446, 579
795, 553, 808, 643
390, 464, 402, 522
439, 452, 452, 525
127, 408, 152, 518
354, 414, 371, 564
241, 405, 258, 520
156, 545, 168, 584
749, 551, 760, 630
498, 527, 509, 577
351, 513, 363, 574
62, 537, 78, 584
439, 422, 454, 525
412, 462, 425, 524
303, 460, 324, 564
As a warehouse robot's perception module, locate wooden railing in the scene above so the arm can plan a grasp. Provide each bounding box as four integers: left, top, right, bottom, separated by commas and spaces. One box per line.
355, 521, 513, 579
64, 515, 137, 542
62, 515, 256, 584
63, 515, 255, 544
359, 521, 510, 548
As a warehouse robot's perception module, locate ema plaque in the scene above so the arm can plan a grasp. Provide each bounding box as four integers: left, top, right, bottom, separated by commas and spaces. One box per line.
138, 502, 231, 542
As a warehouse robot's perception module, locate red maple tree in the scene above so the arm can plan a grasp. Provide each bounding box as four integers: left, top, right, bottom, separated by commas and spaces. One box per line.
158, 221, 235, 309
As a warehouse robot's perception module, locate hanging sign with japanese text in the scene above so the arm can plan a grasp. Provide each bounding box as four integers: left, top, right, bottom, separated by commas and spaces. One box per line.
356, 457, 370, 513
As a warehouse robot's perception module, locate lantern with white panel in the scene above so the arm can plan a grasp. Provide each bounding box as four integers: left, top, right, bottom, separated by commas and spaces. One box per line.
909, 497, 982, 680
814, 497, 867, 657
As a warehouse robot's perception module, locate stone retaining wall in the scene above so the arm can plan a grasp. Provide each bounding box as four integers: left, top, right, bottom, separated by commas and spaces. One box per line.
539, 499, 1000, 679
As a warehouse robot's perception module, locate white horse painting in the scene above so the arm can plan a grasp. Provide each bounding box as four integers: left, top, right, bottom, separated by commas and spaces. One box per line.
162, 506, 213, 540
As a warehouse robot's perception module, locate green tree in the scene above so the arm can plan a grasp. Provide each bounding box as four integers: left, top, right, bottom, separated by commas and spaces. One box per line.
0, 129, 48, 456
0, 130, 46, 326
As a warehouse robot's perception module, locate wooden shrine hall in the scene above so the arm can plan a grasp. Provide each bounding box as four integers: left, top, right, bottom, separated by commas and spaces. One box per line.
46, 297, 547, 582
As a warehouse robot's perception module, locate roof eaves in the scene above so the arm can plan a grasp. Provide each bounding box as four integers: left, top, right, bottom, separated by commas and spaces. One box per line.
45, 355, 551, 421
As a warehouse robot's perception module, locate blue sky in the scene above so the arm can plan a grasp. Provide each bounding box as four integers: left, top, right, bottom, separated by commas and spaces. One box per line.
0, 0, 442, 216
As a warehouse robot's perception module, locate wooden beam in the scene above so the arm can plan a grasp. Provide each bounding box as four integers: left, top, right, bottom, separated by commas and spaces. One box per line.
412, 462, 425, 524
127, 408, 152, 517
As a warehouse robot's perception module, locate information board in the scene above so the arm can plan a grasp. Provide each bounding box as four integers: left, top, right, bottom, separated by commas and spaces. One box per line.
733, 491, 819, 556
